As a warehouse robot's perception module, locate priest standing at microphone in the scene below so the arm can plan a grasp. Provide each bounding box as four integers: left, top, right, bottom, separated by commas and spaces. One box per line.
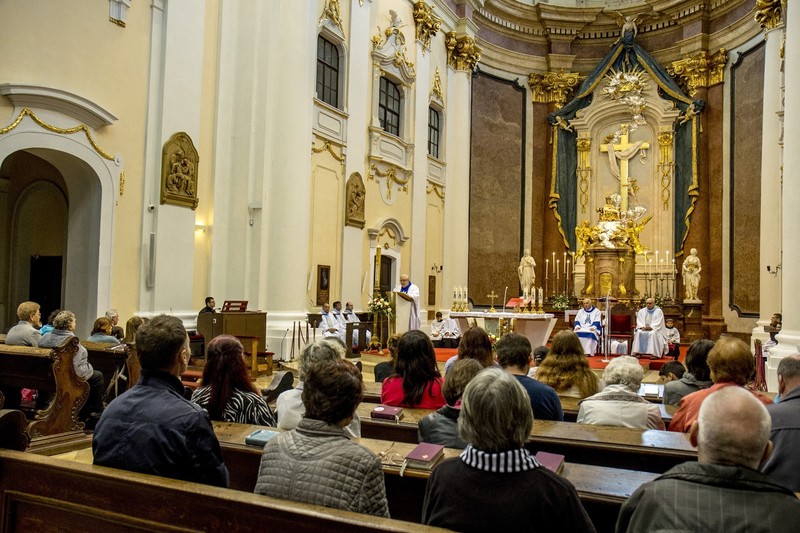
393, 274, 421, 330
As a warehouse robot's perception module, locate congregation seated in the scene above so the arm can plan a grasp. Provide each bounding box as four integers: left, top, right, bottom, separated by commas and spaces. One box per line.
381, 330, 446, 409
658, 360, 685, 382
443, 326, 496, 374
417, 358, 482, 449
5, 301, 42, 347
761, 353, 800, 492
631, 298, 668, 359
617, 386, 800, 532
92, 315, 229, 488
669, 337, 773, 433
422, 368, 595, 532
663, 318, 681, 360
86, 317, 121, 344
122, 315, 147, 344
39, 310, 105, 421
319, 302, 341, 339
663, 339, 713, 406
535, 330, 600, 399
574, 298, 602, 356
342, 301, 371, 347
277, 339, 360, 437
105, 308, 124, 341
38, 308, 60, 336
373, 334, 400, 384
577, 356, 665, 430
527, 345, 549, 377
191, 335, 276, 426
430, 311, 460, 348
255, 358, 389, 518
497, 333, 563, 421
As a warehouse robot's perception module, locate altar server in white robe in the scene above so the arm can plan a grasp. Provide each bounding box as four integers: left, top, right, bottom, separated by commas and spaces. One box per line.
393, 274, 421, 330
430, 311, 461, 348
343, 301, 370, 345
319, 302, 342, 339
574, 298, 602, 357
631, 298, 668, 359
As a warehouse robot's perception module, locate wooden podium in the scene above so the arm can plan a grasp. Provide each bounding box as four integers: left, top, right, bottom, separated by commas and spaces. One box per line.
196, 311, 268, 357
392, 291, 418, 335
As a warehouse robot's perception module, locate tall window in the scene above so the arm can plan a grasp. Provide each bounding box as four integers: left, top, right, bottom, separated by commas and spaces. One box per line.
378, 77, 401, 136
316, 35, 339, 108
428, 107, 440, 158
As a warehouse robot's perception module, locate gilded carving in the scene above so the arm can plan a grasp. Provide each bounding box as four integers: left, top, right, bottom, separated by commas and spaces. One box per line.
431, 67, 444, 102
426, 181, 445, 203
576, 137, 592, 214
312, 139, 346, 169
372, 10, 416, 82
413, 2, 442, 52
445, 32, 481, 72
161, 132, 199, 210
320, 0, 344, 35
657, 131, 674, 210
345, 173, 366, 229
528, 71, 582, 108
667, 49, 728, 98
754, 0, 782, 32
368, 163, 409, 200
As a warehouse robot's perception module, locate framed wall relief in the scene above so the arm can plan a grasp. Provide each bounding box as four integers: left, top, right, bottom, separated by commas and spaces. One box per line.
428, 275, 436, 306
345, 172, 366, 229
161, 132, 199, 209
316, 264, 331, 306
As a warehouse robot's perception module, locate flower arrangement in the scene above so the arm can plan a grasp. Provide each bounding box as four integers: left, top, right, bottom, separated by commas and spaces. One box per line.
487, 333, 498, 350
368, 295, 393, 317
552, 293, 570, 311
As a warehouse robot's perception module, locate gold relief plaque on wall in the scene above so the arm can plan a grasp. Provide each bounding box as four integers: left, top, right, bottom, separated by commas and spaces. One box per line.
161, 132, 199, 210
345, 172, 366, 229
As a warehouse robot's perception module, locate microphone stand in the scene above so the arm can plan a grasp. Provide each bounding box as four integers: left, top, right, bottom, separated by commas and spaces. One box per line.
601, 289, 612, 363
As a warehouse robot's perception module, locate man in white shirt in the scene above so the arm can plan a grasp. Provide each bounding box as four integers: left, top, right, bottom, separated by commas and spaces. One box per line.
631, 298, 668, 359
393, 274, 421, 330
319, 303, 342, 339
430, 311, 461, 348
574, 298, 602, 357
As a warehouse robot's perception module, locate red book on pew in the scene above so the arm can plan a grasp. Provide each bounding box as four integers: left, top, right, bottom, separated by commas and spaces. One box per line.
534, 451, 565, 475
370, 405, 404, 421
405, 442, 445, 470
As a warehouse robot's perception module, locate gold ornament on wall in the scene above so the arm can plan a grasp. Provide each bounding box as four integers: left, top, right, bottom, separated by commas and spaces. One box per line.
657, 131, 674, 211
667, 49, 728, 98
576, 137, 591, 214
372, 10, 416, 79
528, 71, 582, 109
426, 181, 445, 203
345, 172, 366, 229
431, 67, 444, 102
319, 0, 344, 35
754, 0, 783, 32
368, 163, 409, 200
311, 139, 346, 171
413, 2, 442, 52
444, 32, 481, 72
160, 132, 199, 210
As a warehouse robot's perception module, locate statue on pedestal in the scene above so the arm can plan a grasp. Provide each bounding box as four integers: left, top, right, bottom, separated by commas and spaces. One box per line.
682, 248, 702, 302
518, 249, 536, 300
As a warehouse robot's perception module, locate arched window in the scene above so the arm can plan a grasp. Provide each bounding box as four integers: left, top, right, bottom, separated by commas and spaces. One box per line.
378, 77, 401, 136
428, 107, 440, 158
316, 35, 340, 108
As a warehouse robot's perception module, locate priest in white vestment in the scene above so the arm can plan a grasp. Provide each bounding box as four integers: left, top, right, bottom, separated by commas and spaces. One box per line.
574, 298, 602, 356
343, 301, 371, 345
430, 311, 461, 348
319, 302, 342, 339
631, 298, 668, 359
393, 274, 421, 330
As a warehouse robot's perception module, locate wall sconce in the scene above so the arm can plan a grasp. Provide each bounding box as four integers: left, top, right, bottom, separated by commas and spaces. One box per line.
767, 264, 782, 276
195, 224, 209, 233
431, 263, 443, 274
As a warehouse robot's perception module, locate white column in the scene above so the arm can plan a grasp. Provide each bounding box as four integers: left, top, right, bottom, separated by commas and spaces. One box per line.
752, 25, 784, 348
768, 5, 797, 389
410, 44, 431, 313
341, 0, 371, 307
441, 66, 471, 310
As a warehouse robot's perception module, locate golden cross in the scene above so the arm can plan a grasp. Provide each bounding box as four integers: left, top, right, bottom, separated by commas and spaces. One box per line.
487, 290, 499, 311
600, 124, 649, 212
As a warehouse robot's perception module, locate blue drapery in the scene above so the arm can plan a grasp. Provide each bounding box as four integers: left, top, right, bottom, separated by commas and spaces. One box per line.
547, 31, 703, 253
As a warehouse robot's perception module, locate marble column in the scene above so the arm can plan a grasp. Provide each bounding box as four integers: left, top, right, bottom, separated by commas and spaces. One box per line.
410, 42, 431, 314
768, 4, 797, 390
752, 25, 784, 348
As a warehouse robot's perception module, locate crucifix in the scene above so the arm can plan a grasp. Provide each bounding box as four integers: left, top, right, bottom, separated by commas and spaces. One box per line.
600, 123, 649, 213
487, 290, 499, 312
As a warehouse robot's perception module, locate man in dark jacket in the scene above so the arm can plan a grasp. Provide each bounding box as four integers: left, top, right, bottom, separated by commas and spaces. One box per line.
616, 386, 800, 533
92, 314, 229, 487
761, 353, 800, 491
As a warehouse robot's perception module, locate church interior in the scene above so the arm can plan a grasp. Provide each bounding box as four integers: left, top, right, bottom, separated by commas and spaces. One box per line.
0, 0, 797, 530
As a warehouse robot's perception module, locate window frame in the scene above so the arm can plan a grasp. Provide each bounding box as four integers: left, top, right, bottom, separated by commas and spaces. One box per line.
378, 76, 402, 137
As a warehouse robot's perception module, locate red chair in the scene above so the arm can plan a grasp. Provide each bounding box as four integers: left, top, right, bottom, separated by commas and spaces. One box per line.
605, 304, 634, 355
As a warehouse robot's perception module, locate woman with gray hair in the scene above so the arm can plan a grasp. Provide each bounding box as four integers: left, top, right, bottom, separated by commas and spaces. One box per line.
577, 356, 664, 430
422, 368, 595, 532
276, 340, 360, 437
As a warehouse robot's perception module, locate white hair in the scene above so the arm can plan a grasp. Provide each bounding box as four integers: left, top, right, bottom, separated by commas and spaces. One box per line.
602, 356, 644, 390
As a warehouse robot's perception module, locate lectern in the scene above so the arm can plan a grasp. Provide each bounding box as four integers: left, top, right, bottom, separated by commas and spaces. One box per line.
196, 311, 268, 373
392, 291, 418, 335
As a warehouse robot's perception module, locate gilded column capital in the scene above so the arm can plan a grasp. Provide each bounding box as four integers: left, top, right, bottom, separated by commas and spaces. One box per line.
413, 2, 442, 51
528, 71, 582, 108
445, 32, 481, 72
667, 49, 728, 98
754, 0, 783, 32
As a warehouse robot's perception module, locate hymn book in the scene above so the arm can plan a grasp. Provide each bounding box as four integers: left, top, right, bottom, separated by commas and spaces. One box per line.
534, 451, 565, 475
404, 442, 445, 471
370, 405, 404, 422
245, 429, 280, 447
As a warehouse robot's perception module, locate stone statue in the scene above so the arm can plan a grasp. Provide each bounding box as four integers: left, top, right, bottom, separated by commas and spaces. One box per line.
682, 248, 702, 302
518, 249, 536, 300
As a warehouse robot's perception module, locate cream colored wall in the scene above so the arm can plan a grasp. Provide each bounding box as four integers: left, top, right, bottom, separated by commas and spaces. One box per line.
0, 1, 152, 322
426, 191, 445, 316
309, 152, 345, 307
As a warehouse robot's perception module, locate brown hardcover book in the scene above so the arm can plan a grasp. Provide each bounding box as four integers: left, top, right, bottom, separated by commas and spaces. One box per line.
370, 405, 404, 421
534, 451, 565, 475
405, 442, 445, 470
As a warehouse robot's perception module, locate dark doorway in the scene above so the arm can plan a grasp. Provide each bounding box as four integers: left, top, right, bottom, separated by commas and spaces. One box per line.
29, 255, 62, 323
379, 255, 393, 298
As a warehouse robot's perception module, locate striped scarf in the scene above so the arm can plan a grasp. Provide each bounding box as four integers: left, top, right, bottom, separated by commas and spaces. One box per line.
460, 444, 540, 473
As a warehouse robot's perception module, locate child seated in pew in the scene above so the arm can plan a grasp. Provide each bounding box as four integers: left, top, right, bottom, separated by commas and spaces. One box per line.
659, 361, 686, 383
255, 358, 389, 517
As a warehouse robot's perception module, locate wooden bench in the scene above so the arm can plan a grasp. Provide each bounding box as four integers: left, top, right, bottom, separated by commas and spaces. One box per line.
0, 338, 88, 437
83, 341, 138, 401
356, 402, 696, 473
0, 449, 440, 532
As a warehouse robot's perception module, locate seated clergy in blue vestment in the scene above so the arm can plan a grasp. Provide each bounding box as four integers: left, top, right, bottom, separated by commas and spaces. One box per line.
574, 298, 602, 357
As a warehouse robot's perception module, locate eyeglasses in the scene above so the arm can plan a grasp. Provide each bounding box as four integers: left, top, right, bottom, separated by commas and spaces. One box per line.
377, 442, 405, 466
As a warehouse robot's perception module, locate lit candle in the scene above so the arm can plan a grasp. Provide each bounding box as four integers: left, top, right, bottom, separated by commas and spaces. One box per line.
556, 260, 560, 280
563, 252, 567, 274
538, 287, 543, 305
545, 260, 549, 280
453, 286, 457, 299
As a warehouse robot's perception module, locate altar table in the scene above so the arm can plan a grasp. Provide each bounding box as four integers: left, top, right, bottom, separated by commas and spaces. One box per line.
451, 311, 556, 348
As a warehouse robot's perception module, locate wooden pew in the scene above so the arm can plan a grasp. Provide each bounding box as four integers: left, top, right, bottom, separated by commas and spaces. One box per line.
0, 449, 440, 532
355, 402, 696, 473
0, 338, 88, 437
210, 421, 658, 533
82, 341, 133, 401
